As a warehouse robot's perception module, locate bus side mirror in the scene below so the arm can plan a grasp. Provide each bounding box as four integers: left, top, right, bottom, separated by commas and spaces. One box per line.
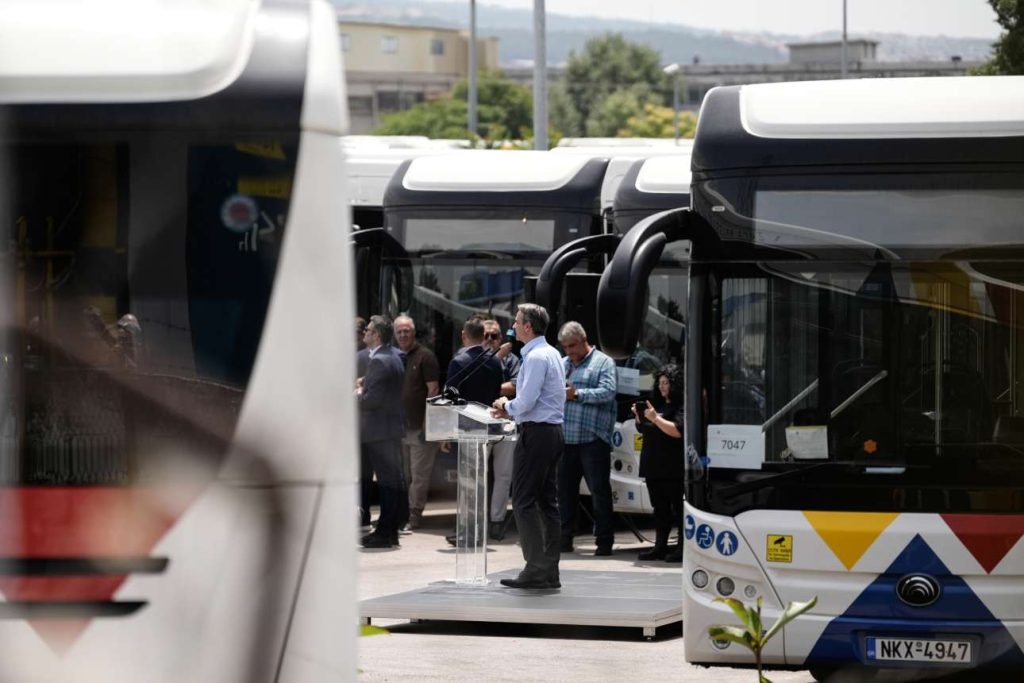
597, 208, 689, 359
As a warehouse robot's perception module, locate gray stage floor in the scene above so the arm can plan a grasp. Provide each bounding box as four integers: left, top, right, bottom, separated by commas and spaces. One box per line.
360, 568, 682, 639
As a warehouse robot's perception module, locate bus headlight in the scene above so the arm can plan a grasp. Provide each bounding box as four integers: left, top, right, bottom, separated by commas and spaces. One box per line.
716, 576, 735, 596
691, 569, 709, 589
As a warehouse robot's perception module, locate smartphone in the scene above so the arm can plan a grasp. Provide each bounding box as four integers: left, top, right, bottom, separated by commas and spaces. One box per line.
633, 400, 649, 421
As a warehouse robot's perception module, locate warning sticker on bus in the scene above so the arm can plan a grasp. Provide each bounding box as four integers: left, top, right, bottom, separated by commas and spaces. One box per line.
766, 534, 793, 563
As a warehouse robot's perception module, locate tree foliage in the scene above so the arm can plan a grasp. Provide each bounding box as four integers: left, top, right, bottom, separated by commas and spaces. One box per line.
374, 72, 534, 143
619, 104, 698, 139
975, 0, 1024, 74
554, 33, 669, 137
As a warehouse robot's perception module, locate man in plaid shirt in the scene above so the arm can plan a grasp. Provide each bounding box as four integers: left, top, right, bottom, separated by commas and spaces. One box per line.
557, 321, 618, 556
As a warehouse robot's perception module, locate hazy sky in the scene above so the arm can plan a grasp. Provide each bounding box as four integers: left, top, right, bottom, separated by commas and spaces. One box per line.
449, 0, 1000, 38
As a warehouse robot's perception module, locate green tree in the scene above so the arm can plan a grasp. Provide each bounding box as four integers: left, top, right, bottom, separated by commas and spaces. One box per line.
374, 72, 534, 143
619, 104, 698, 139
975, 0, 1024, 74
555, 33, 668, 137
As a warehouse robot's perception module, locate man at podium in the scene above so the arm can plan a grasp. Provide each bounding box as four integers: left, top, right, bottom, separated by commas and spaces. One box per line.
491, 304, 566, 589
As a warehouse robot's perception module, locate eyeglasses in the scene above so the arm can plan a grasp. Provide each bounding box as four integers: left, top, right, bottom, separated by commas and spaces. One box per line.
484, 332, 501, 340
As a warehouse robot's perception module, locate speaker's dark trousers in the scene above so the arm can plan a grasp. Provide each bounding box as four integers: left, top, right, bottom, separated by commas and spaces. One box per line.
511, 422, 564, 582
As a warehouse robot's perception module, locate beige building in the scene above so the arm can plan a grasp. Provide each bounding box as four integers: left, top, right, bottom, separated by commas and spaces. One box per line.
340, 21, 499, 133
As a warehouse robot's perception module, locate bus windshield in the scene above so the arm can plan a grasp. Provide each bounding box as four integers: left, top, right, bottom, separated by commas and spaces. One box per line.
694, 176, 1024, 516
381, 208, 598, 378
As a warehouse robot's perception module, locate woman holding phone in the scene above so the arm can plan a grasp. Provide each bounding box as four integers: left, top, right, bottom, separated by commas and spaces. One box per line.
633, 364, 685, 562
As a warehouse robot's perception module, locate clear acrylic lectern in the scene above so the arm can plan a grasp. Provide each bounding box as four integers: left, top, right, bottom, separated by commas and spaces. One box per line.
424, 400, 515, 585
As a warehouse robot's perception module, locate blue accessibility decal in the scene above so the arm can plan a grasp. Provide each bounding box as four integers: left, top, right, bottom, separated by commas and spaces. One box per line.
612, 431, 623, 448
696, 524, 715, 550
716, 530, 738, 556
684, 514, 696, 540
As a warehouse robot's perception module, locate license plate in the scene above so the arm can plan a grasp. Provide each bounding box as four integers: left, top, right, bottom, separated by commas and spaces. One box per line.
866, 637, 973, 664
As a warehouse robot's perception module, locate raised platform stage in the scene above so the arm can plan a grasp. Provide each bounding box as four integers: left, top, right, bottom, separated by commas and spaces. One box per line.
359, 569, 682, 639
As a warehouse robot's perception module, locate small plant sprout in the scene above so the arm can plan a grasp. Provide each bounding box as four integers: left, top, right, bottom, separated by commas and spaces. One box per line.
707, 595, 818, 683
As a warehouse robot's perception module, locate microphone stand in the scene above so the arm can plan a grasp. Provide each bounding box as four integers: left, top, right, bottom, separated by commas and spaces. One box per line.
428, 345, 499, 405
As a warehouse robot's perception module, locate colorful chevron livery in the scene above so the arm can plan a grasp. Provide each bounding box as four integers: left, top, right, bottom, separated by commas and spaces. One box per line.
683, 505, 1024, 670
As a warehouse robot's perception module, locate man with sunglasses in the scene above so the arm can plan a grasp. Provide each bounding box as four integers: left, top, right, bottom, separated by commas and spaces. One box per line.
482, 319, 519, 540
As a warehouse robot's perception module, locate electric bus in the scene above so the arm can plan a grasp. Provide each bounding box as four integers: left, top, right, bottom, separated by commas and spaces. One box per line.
0, 1, 355, 680
535, 152, 692, 517
599, 76, 1024, 678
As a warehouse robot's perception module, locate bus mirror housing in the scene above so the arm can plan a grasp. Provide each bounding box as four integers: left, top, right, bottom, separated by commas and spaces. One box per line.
597, 208, 690, 359
534, 233, 621, 337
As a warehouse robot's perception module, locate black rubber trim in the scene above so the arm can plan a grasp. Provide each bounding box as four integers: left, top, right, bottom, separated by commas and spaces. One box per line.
0, 601, 146, 619
0, 557, 169, 575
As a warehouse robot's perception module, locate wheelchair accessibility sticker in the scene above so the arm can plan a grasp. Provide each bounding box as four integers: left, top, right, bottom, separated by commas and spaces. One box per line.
716, 531, 738, 556
696, 524, 715, 549
684, 514, 696, 540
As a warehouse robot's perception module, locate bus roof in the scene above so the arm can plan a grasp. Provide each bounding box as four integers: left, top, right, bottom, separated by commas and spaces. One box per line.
556, 137, 692, 149
346, 147, 469, 207
400, 151, 594, 193
551, 144, 695, 211
694, 76, 1024, 174
0, 0, 257, 103
385, 151, 609, 212
612, 155, 691, 232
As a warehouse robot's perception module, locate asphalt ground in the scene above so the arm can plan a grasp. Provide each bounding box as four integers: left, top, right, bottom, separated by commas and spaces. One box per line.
357, 504, 816, 682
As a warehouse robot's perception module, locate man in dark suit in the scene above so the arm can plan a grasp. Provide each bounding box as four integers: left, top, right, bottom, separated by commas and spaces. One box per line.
446, 317, 503, 406
443, 317, 504, 547
358, 315, 408, 548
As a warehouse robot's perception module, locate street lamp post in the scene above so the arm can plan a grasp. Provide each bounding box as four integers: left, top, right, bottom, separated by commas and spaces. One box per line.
663, 63, 681, 143
841, 0, 848, 79
469, 0, 478, 136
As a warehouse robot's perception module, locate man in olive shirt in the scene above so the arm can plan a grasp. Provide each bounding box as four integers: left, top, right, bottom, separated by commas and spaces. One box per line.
394, 315, 440, 529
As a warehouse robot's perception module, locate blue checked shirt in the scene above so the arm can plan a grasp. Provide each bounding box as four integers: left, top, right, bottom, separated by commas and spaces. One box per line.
563, 347, 617, 445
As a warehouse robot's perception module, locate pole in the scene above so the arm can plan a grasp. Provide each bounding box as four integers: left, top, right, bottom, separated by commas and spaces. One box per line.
532, 0, 547, 150
841, 0, 848, 79
672, 76, 680, 143
468, 0, 478, 137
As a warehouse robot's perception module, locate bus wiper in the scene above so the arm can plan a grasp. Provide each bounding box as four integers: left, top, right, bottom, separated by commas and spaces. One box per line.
718, 461, 892, 499
759, 370, 888, 433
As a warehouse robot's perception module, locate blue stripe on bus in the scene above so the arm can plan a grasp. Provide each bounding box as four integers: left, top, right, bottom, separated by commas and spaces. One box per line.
806, 535, 1024, 668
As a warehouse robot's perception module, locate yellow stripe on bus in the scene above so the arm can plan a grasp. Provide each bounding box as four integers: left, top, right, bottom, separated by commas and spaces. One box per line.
803, 511, 898, 570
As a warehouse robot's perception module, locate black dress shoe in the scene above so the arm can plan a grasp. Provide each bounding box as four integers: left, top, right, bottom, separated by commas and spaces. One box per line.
594, 543, 613, 557
664, 546, 683, 563
547, 575, 561, 588
488, 521, 506, 542
499, 576, 551, 589
362, 532, 398, 548
638, 546, 667, 561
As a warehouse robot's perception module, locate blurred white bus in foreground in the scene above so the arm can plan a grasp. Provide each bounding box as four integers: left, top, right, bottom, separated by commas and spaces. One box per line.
0, 0, 356, 680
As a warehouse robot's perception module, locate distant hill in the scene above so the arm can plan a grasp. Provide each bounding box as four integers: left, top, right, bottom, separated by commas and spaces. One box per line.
333, 0, 993, 66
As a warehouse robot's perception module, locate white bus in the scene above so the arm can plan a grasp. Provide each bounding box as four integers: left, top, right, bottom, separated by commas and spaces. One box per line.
599, 76, 1024, 679
0, 1, 355, 680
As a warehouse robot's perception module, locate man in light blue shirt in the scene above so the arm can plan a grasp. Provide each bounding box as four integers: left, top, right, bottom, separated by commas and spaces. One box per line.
492, 303, 565, 589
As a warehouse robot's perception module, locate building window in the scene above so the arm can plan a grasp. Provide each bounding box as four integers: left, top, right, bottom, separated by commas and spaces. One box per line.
340, 33, 350, 52
376, 91, 424, 113
348, 96, 373, 117
381, 35, 398, 55
430, 39, 444, 56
